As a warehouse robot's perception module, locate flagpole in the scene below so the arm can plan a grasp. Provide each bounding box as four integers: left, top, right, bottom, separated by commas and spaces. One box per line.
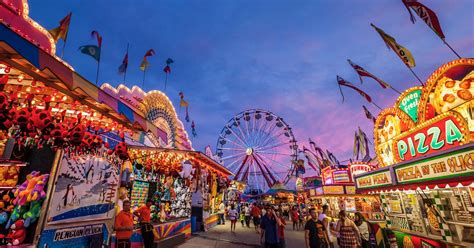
95, 57, 101, 86
406, 66, 424, 86
164, 73, 168, 91
123, 43, 129, 84
442, 39, 462, 59
60, 40, 67, 59
390, 86, 402, 95
371, 102, 383, 110
142, 69, 146, 88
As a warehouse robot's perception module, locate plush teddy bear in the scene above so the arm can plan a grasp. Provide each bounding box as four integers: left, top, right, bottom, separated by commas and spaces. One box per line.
4, 219, 26, 245
13, 171, 49, 206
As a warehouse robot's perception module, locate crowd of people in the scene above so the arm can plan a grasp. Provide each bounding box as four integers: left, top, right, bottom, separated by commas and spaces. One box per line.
216, 202, 375, 248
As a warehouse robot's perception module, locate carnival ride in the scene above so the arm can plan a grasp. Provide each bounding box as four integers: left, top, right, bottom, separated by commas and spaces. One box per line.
216, 109, 298, 192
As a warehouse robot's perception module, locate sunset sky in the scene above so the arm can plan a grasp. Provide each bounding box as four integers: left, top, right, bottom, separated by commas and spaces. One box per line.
29, 0, 473, 167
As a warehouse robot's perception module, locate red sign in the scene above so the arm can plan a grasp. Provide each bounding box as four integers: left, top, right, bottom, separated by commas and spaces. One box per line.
395, 114, 467, 162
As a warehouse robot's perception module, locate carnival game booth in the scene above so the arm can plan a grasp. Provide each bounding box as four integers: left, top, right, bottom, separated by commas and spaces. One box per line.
110, 146, 231, 246
0, 1, 174, 246
356, 59, 474, 247
305, 164, 385, 223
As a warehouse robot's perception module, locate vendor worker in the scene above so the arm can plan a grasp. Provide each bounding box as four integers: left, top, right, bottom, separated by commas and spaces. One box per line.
115, 200, 134, 248
134, 199, 154, 248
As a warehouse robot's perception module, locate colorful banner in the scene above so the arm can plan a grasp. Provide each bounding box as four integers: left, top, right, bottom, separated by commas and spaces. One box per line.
46, 153, 120, 223
322, 185, 345, 194
394, 147, 473, 184
355, 169, 393, 189
39, 223, 108, 248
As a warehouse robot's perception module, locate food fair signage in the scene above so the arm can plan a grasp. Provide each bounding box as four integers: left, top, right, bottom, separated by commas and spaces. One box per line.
355, 170, 393, 189
398, 89, 421, 123
395, 114, 467, 162
395, 148, 473, 184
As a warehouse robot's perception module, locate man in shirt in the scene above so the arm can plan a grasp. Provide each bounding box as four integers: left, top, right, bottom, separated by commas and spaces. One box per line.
318, 205, 334, 248
115, 200, 134, 248
251, 203, 262, 233
218, 201, 226, 225
134, 199, 154, 248
305, 208, 330, 248
260, 207, 281, 248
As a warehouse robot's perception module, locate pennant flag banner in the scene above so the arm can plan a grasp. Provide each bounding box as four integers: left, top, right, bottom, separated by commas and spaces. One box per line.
118, 52, 128, 74
191, 121, 197, 137
362, 105, 376, 123
48, 12, 72, 43
79, 45, 100, 61
140, 49, 155, 71
91, 30, 103, 48
347, 59, 391, 89
371, 23, 416, 68
337, 76, 372, 103
309, 139, 331, 169
402, 0, 445, 39
179, 92, 189, 107
353, 131, 360, 160
164, 58, 174, 73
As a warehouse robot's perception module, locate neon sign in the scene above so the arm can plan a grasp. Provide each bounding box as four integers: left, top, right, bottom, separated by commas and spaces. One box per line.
395, 113, 468, 162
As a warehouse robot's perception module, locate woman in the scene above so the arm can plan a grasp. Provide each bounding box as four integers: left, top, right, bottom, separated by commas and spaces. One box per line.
228, 204, 238, 232
291, 206, 299, 231
354, 212, 372, 248
276, 210, 286, 248
335, 210, 360, 248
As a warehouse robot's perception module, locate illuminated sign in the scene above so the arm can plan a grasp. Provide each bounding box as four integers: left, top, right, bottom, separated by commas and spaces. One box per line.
355, 170, 393, 189
395, 147, 473, 184
345, 186, 356, 194
333, 170, 350, 183
323, 185, 345, 195
398, 89, 421, 123
395, 114, 468, 162
349, 163, 371, 181
303, 176, 322, 189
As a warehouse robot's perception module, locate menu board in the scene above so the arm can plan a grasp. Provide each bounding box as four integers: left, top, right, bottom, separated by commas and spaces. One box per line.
131, 181, 149, 208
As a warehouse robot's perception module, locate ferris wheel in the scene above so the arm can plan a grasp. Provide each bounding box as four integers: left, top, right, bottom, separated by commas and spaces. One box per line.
216, 109, 298, 192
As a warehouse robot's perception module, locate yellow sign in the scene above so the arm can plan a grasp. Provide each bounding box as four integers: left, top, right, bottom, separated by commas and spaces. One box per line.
395, 147, 473, 184
323, 185, 345, 195
355, 170, 393, 189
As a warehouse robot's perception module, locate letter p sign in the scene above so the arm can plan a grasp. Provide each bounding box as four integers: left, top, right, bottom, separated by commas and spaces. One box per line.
397, 140, 408, 160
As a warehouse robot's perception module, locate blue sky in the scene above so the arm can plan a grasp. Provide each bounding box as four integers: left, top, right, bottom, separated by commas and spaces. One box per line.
29, 0, 473, 165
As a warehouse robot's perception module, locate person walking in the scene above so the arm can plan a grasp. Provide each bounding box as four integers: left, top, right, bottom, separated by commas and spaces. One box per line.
114, 200, 134, 248
240, 207, 246, 227
305, 208, 330, 248
355, 212, 372, 248
318, 205, 334, 248
291, 206, 299, 231
244, 204, 251, 228
228, 204, 238, 232
335, 210, 361, 248
218, 201, 226, 225
276, 210, 286, 248
260, 207, 280, 248
134, 199, 154, 248
252, 203, 262, 233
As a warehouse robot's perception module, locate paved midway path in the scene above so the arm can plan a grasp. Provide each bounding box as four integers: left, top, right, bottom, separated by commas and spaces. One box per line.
178, 219, 306, 248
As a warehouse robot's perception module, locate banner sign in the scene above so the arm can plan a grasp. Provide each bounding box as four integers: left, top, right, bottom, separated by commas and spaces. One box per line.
355, 169, 393, 189
39, 223, 108, 247
345, 185, 356, 194
46, 153, 121, 224
395, 114, 467, 162
322, 185, 345, 195
303, 176, 322, 189
395, 147, 473, 184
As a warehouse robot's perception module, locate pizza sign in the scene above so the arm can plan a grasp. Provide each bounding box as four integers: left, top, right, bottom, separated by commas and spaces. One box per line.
395, 114, 467, 162
355, 170, 393, 189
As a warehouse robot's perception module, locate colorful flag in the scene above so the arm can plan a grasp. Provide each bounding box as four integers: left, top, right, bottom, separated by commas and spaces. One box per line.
362, 105, 377, 123
402, 0, 445, 39
79, 45, 100, 61
309, 139, 331, 169
163, 58, 174, 74
358, 127, 370, 161
326, 150, 340, 167
347, 59, 391, 89
178, 92, 189, 107
91, 30, 102, 48
191, 121, 197, 137
371, 23, 416, 68
118, 52, 128, 74
337, 76, 372, 103
140, 49, 155, 71
353, 131, 360, 160
48, 12, 72, 43
302, 146, 322, 176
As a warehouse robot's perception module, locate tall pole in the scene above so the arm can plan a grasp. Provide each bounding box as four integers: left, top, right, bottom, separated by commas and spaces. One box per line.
60, 40, 67, 59
164, 73, 168, 91
371, 102, 383, 110
123, 43, 129, 84
406, 66, 424, 86
442, 39, 462, 59
142, 69, 146, 88
95, 57, 101, 86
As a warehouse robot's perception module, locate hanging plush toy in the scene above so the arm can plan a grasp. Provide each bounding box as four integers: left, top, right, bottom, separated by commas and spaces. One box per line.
13, 171, 49, 206
22, 201, 41, 227
3, 219, 26, 245
178, 161, 194, 180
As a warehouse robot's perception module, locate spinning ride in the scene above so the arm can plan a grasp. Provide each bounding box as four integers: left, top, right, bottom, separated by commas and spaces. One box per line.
216, 109, 298, 192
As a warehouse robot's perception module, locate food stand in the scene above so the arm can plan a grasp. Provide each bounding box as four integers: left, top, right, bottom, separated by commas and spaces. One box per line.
0, 1, 166, 246
356, 59, 474, 247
